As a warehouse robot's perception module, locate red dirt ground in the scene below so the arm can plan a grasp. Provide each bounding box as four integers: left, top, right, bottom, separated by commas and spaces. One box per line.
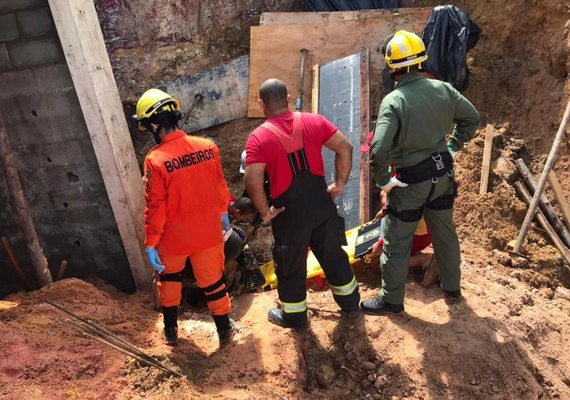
2, 0, 570, 399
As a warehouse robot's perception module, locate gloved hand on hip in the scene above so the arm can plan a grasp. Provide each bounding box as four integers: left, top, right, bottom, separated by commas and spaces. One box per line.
381, 176, 408, 194
145, 247, 165, 273
221, 213, 230, 232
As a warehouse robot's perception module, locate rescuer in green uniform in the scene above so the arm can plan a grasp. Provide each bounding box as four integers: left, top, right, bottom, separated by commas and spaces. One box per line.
361, 30, 480, 314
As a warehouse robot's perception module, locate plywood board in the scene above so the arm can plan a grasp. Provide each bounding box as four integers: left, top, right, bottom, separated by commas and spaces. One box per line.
162, 55, 249, 132
260, 8, 432, 25
248, 9, 431, 118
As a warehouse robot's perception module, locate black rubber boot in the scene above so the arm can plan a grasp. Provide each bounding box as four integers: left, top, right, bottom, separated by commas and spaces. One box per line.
443, 289, 462, 302
267, 308, 308, 331
360, 296, 404, 315
333, 285, 361, 314
163, 326, 178, 346
213, 314, 236, 347
217, 319, 236, 347
162, 306, 178, 345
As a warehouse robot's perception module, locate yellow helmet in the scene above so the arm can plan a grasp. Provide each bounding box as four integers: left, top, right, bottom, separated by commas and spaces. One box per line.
135, 88, 180, 131
384, 30, 428, 70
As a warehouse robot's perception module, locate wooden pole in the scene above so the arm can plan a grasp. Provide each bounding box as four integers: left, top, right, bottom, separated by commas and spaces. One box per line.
514, 100, 570, 253
56, 260, 68, 281
515, 158, 570, 248
311, 63, 319, 113
548, 170, 570, 231
359, 48, 371, 223
1, 237, 32, 290
479, 124, 494, 195
514, 182, 570, 265
0, 118, 53, 287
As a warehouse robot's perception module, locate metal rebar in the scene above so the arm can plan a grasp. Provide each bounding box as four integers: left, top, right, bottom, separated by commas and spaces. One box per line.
46, 301, 182, 377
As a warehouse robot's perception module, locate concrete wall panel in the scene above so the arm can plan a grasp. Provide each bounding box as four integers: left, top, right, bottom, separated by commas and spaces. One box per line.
0, 0, 133, 298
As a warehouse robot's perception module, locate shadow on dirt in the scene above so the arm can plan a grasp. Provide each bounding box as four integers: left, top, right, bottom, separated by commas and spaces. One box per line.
390, 287, 546, 400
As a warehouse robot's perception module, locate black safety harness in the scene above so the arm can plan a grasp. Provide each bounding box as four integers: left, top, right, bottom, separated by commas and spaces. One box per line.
387, 151, 457, 222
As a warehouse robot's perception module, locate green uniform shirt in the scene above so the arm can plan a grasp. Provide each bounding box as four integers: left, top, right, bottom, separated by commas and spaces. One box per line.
370, 72, 480, 187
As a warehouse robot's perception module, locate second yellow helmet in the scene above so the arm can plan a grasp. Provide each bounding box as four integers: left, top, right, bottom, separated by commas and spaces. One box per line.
384, 30, 428, 70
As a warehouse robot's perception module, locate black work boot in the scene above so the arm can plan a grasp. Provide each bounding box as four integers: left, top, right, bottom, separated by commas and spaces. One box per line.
163, 326, 178, 346
162, 306, 179, 345
267, 308, 308, 331
443, 289, 462, 302
333, 284, 361, 315
360, 296, 404, 315
217, 319, 236, 347
213, 314, 236, 347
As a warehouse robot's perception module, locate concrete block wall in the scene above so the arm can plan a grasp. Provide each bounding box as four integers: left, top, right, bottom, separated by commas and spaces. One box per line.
0, 0, 135, 297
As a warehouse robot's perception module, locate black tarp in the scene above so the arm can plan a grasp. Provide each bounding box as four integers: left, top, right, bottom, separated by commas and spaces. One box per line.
304, 0, 397, 11
422, 5, 481, 92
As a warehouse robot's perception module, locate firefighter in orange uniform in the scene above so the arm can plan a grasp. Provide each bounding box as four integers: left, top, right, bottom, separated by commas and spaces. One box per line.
136, 88, 234, 346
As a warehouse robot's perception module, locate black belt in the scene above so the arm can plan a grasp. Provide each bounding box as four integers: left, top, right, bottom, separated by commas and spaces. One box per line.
396, 151, 453, 184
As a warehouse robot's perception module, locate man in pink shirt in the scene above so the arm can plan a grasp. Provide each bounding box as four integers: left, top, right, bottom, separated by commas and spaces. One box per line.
245, 78, 360, 330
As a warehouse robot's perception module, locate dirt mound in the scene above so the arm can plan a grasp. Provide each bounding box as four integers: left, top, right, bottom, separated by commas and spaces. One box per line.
453, 124, 570, 289
2, 265, 569, 399
0, 279, 195, 400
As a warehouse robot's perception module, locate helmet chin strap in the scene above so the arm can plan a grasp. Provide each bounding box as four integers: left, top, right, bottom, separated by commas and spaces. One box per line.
144, 122, 162, 145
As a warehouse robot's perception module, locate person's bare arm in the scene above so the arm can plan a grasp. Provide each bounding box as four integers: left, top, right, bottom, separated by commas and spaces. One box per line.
323, 130, 353, 199
244, 163, 284, 223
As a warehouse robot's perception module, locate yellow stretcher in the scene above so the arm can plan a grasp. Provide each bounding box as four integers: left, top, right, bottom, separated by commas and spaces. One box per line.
258, 224, 363, 289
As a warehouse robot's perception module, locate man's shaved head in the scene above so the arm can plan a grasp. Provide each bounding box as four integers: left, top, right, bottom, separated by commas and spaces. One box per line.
259, 78, 289, 113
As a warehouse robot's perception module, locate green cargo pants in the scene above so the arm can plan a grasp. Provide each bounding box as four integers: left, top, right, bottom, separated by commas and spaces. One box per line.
380, 174, 461, 304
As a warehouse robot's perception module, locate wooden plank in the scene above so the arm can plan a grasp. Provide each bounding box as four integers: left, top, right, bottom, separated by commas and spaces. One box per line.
514, 181, 570, 266
0, 114, 52, 287
48, 0, 152, 290
260, 8, 432, 25
479, 124, 494, 195
311, 63, 319, 115
359, 48, 371, 224
516, 159, 570, 248
548, 170, 570, 231
319, 52, 362, 230
162, 55, 249, 132
248, 9, 431, 118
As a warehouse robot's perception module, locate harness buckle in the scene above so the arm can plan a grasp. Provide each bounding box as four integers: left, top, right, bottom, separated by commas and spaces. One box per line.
431, 153, 444, 171
432, 176, 438, 184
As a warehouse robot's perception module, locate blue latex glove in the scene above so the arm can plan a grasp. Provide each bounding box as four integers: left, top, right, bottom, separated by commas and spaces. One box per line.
447, 145, 459, 160
221, 213, 230, 232
145, 248, 165, 273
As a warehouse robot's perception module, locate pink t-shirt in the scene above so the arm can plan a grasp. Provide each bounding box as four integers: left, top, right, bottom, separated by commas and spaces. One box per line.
246, 111, 338, 199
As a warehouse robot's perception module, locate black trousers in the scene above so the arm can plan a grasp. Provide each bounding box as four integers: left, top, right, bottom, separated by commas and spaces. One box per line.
271, 172, 359, 316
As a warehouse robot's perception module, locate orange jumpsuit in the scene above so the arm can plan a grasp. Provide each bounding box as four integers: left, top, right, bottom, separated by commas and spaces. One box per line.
143, 130, 231, 315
